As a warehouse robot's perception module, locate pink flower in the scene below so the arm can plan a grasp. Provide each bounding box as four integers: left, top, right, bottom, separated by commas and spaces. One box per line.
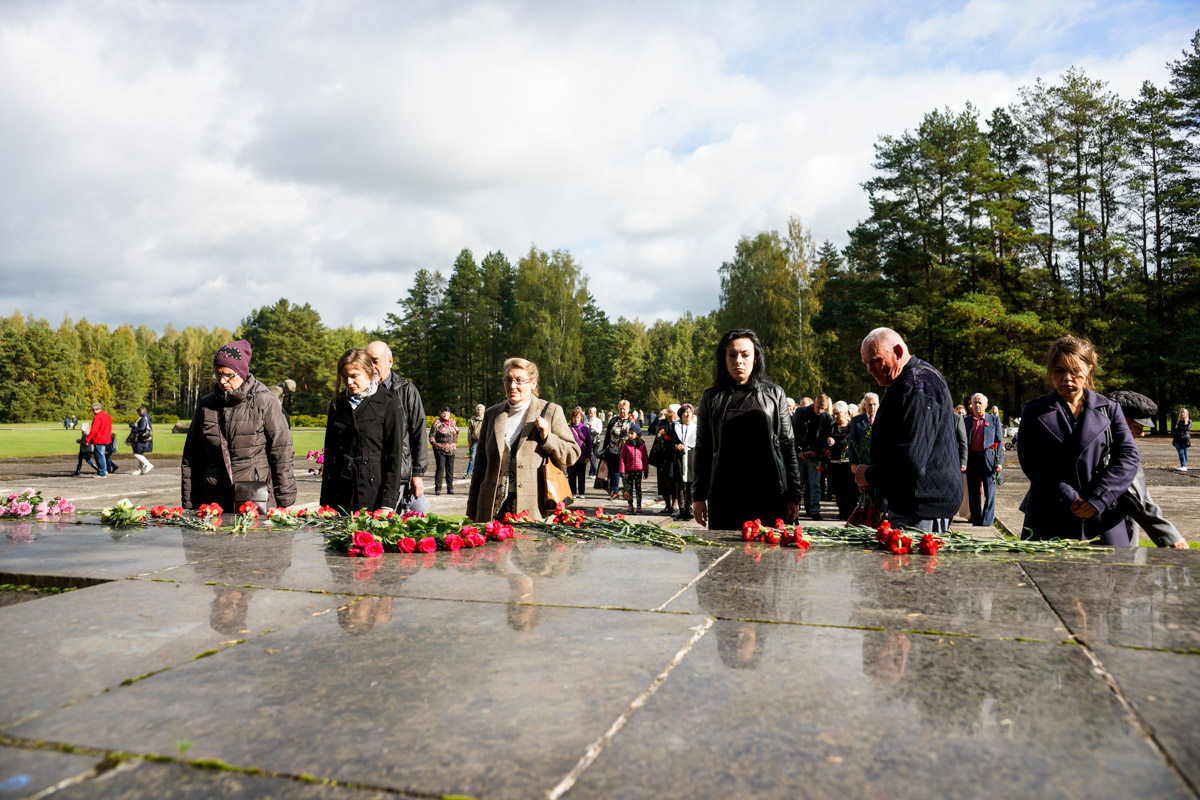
465, 532, 486, 547
444, 534, 464, 552
398, 537, 417, 553
459, 525, 479, 538
352, 530, 375, 548
363, 541, 385, 558
418, 537, 437, 553
347, 546, 362, 557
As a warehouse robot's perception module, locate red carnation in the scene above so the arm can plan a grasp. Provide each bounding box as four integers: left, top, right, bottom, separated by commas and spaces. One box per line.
918, 533, 943, 556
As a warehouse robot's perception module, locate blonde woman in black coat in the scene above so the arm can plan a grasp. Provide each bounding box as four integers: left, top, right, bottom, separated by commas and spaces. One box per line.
320, 348, 405, 514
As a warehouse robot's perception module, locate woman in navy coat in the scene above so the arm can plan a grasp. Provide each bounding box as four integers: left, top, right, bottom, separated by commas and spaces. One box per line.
1018, 336, 1139, 545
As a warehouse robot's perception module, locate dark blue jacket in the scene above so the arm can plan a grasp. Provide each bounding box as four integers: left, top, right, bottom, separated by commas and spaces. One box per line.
863, 356, 961, 520
1018, 389, 1139, 545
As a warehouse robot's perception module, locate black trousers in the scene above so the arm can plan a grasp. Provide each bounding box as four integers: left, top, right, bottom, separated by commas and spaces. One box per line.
568, 459, 588, 496
433, 451, 454, 493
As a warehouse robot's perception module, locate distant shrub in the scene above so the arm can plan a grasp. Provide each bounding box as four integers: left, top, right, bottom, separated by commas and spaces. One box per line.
293, 414, 327, 428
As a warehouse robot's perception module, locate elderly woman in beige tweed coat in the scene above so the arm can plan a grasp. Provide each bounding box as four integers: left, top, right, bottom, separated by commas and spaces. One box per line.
466, 357, 580, 522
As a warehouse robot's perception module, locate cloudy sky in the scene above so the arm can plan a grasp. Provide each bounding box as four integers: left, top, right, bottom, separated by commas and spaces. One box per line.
2, 0, 1195, 333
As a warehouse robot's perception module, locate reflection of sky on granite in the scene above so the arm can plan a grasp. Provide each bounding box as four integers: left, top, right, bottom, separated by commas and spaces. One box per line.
3, 519, 1200, 798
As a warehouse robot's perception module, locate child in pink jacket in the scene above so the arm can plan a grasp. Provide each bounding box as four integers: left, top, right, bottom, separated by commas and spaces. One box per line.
619, 427, 649, 513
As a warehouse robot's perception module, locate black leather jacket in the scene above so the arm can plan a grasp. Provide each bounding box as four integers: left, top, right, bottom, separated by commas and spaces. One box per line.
693, 380, 803, 503
380, 371, 430, 480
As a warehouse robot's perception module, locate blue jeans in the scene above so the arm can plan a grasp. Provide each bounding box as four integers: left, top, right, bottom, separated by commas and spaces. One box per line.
93, 443, 109, 476
886, 511, 950, 533
466, 441, 478, 475
1176, 444, 1189, 468
802, 459, 822, 512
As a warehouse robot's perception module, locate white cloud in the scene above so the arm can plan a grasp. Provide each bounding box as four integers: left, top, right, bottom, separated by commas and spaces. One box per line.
0, 0, 1193, 333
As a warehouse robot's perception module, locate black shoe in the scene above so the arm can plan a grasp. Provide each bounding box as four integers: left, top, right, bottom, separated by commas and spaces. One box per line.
810, 511, 823, 521
71, 471, 80, 476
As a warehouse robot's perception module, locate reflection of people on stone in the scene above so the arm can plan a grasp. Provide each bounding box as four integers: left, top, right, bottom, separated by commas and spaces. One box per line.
182, 530, 294, 635
693, 548, 812, 669
322, 547, 418, 636
861, 631, 911, 685
693, 328, 803, 531
502, 539, 582, 631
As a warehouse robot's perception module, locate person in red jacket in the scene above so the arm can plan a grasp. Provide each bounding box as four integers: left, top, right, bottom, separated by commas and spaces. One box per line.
84, 402, 113, 478
619, 427, 649, 513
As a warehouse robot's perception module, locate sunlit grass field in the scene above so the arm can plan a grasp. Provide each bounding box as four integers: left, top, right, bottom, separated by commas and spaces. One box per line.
0, 423, 464, 459
0, 425, 327, 459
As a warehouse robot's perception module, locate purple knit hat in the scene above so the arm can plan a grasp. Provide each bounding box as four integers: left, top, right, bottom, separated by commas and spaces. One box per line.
214, 340, 252, 380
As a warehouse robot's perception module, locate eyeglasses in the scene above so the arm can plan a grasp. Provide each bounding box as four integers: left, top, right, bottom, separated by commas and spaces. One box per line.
502, 376, 534, 386
212, 372, 239, 383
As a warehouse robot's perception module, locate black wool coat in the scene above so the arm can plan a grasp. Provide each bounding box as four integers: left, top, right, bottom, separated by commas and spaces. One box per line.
320, 388, 405, 514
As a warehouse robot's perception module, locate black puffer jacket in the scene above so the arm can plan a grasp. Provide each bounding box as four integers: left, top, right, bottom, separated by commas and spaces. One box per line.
380, 371, 430, 480
320, 388, 405, 513
693, 380, 803, 503
181, 375, 297, 509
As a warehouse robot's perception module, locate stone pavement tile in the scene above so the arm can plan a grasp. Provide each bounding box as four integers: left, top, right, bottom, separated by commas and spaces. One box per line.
567, 627, 1193, 800
175, 532, 712, 612
1020, 559, 1200, 650
1092, 645, 1200, 793
0, 746, 99, 798
1, 521, 210, 581
50, 759, 416, 799
663, 546, 1068, 641
10, 601, 705, 800
0, 579, 343, 729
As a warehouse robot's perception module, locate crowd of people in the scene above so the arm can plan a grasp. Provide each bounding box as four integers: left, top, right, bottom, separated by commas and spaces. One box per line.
60, 325, 1189, 551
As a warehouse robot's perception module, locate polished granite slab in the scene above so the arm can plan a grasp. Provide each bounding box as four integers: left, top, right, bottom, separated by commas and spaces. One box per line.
0, 745, 99, 798
0, 577, 344, 728
47, 758, 415, 799
1021, 559, 1200, 650
10, 601, 702, 799
568, 625, 1193, 800
662, 546, 1070, 640
1092, 644, 1200, 791
3, 519, 1198, 799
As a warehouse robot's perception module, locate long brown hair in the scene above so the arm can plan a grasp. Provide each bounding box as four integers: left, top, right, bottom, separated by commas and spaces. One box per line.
1044, 336, 1098, 390
336, 348, 376, 393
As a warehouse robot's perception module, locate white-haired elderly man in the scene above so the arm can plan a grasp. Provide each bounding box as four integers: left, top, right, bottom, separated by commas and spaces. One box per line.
965, 393, 1004, 526
853, 328, 961, 532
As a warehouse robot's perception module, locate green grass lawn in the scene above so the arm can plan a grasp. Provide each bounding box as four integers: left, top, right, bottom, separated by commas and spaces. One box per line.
0, 424, 463, 459
0, 426, 328, 459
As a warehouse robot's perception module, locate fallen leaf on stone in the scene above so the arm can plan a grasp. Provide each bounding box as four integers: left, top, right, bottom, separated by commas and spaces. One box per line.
827, 756, 844, 764
265, 649, 279, 655
140, 614, 152, 618
999, 719, 1013, 726
219, 639, 239, 645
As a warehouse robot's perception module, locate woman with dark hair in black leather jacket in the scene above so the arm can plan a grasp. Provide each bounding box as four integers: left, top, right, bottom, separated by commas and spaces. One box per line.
692, 328, 803, 530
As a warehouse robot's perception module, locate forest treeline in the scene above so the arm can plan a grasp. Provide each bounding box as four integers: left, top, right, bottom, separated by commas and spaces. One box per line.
3, 32, 1199, 426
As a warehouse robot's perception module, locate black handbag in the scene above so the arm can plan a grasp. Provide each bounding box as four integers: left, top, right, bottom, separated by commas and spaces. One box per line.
234, 481, 270, 515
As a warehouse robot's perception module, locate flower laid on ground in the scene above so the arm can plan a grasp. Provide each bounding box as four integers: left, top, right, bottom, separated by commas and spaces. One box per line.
326, 512, 512, 556
0, 489, 74, 518
100, 499, 147, 527
237, 501, 260, 518
149, 505, 184, 519
739, 518, 810, 549
197, 503, 223, 518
